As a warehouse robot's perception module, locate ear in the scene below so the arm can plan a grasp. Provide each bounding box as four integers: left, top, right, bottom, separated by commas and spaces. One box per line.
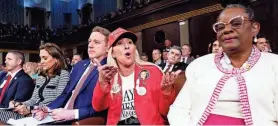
111, 49, 116, 58
17, 59, 22, 66
251, 22, 260, 37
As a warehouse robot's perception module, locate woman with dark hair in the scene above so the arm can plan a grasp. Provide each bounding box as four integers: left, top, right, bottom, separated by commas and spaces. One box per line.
168, 4, 278, 125
0, 43, 70, 122
92, 28, 178, 125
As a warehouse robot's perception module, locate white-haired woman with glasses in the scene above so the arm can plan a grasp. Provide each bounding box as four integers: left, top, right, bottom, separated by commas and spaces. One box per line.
168, 4, 278, 125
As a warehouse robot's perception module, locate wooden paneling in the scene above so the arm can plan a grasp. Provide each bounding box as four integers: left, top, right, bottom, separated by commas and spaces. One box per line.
142, 22, 180, 61
189, 11, 220, 56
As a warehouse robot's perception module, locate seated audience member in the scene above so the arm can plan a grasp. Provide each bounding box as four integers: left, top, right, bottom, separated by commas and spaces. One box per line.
162, 49, 168, 63
71, 54, 82, 67
0, 43, 69, 122
164, 39, 172, 52
33, 26, 110, 122
23, 62, 39, 80
152, 49, 162, 65
0, 50, 35, 108
140, 53, 148, 62
168, 4, 278, 125
211, 40, 223, 53
160, 46, 188, 73
0, 65, 6, 80
92, 28, 177, 125
180, 44, 194, 64
254, 34, 268, 52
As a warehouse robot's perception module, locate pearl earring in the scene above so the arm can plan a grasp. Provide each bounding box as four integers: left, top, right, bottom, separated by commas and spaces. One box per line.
254, 36, 258, 43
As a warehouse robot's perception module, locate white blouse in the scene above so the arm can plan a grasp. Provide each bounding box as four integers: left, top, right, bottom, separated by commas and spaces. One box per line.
168, 52, 278, 126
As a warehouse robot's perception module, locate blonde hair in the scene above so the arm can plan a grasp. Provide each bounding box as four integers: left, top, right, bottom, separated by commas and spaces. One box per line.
107, 46, 163, 97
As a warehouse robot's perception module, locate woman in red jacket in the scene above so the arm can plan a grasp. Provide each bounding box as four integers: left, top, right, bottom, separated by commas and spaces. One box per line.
92, 28, 178, 125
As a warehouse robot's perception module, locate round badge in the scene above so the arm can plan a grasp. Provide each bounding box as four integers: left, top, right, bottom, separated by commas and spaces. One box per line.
111, 84, 121, 93
137, 87, 146, 96
139, 70, 150, 80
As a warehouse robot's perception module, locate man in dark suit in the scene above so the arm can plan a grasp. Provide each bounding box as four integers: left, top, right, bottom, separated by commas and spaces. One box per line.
0, 50, 35, 108
159, 46, 187, 73
33, 26, 110, 122
180, 44, 195, 65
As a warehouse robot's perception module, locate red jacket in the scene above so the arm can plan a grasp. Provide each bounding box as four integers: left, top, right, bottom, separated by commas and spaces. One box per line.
92, 64, 176, 125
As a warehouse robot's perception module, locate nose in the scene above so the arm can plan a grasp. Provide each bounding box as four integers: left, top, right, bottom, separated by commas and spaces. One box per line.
124, 43, 129, 49
222, 25, 233, 35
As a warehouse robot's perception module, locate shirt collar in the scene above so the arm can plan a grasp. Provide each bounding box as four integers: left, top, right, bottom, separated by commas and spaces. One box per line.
8, 68, 22, 78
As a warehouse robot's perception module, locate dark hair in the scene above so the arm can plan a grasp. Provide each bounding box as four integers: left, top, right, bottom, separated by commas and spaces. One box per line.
220, 4, 255, 21
152, 49, 161, 54
8, 50, 25, 66
182, 44, 192, 52
73, 53, 83, 60
141, 53, 148, 57
257, 34, 266, 39
39, 43, 67, 77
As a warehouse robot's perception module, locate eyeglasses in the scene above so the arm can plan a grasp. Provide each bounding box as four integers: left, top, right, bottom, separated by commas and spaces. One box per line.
212, 15, 252, 34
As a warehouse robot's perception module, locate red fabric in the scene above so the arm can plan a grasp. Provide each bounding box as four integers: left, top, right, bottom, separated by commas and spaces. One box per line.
0, 75, 12, 103
204, 114, 245, 125
92, 64, 176, 125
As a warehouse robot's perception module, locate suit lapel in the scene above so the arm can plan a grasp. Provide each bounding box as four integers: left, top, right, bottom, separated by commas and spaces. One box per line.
79, 67, 98, 92
78, 58, 107, 93
7, 70, 23, 89
3, 70, 24, 100
69, 60, 90, 92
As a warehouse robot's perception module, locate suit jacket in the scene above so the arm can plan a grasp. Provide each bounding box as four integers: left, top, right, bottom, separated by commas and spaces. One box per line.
0, 72, 7, 81
0, 69, 35, 108
159, 62, 188, 72
48, 58, 107, 120
182, 57, 195, 65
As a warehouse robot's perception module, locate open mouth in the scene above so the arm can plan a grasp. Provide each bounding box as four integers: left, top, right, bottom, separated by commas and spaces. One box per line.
125, 52, 131, 57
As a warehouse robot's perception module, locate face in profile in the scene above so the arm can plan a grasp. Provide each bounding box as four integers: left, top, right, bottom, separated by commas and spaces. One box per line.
5, 53, 21, 72
88, 32, 108, 60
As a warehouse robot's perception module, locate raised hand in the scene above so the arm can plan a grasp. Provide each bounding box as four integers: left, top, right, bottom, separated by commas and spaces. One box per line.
93, 58, 117, 91
161, 70, 181, 95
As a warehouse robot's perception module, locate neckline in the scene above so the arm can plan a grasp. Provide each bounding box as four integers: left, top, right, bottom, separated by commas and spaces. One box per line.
214, 46, 261, 74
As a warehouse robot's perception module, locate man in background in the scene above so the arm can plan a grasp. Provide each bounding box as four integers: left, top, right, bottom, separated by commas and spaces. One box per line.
180, 44, 194, 65
0, 50, 34, 108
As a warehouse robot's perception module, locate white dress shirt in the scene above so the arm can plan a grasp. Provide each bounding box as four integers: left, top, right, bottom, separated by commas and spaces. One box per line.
162, 63, 174, 72
180, 57, 188, 63
168, 53, 278, 126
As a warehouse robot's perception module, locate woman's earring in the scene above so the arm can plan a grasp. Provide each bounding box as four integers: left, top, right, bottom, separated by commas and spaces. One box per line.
254, 36, 258, 43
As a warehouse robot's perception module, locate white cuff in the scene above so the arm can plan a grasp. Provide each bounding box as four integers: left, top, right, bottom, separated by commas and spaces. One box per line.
74, 109, 79, 119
